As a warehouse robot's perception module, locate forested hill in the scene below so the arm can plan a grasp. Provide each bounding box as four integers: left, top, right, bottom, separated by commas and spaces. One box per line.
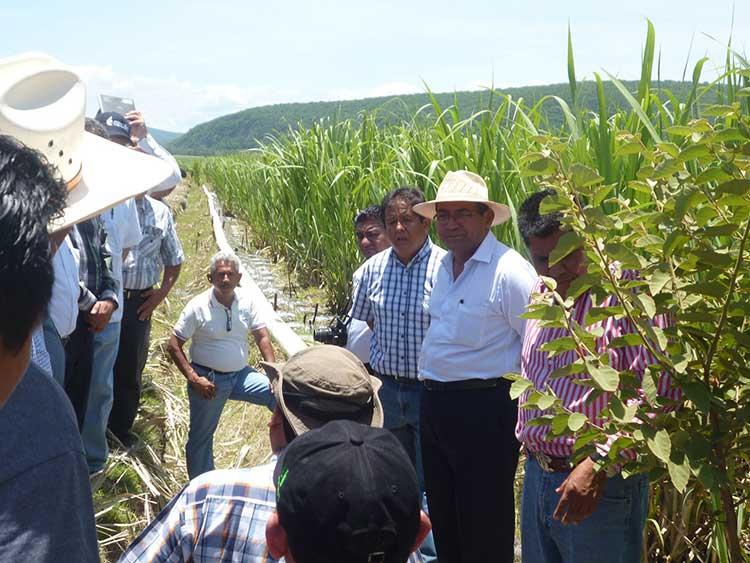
168, 80, 707, 155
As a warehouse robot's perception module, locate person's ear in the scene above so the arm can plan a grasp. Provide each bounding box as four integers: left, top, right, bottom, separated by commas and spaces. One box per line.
206, 273, 212, 284
236, 272, 243, 284
411, 511, 432, 552
266, 511, 290, 559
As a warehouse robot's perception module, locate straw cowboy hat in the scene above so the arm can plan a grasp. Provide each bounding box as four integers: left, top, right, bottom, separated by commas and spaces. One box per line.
0, 52, 175, 231
413, 170, 511, 226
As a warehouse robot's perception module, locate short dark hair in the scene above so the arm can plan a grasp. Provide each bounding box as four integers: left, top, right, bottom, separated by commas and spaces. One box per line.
85, 117, 109, 139
0, 135, 67, 354
381, 186, 426, 221
518, 188, 562, 245
354, 205, 384, 228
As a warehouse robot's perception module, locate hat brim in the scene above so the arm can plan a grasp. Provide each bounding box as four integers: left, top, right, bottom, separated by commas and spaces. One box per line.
49, 132, 175, 231
413, 197, 511, 227
261, 358, 384, 437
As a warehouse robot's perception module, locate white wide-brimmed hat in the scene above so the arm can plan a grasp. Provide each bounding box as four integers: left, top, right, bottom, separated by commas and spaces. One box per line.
0, 52, 175, 231
413, 170, 511, 227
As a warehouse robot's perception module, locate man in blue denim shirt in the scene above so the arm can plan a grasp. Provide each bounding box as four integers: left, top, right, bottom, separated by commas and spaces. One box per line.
167, 251, 276, 478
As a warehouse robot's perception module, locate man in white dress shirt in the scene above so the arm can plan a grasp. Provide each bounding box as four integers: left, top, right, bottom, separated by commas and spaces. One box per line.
414, 171, 538, 563
346, 205, 390, 367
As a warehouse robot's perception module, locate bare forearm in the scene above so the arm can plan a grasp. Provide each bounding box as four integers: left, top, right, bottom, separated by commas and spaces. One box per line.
160, 264, 182, 296
254, 330, 276, 362
167, 334, 197, 382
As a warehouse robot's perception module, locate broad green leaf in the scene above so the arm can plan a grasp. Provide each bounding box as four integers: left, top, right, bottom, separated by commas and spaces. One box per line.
568, 412, 587, 431
716, 179, 750, 196
585, 359, 620, 392
642, 371, 658, 405
667, 455, 690, 493
571, 163, 603, 187
550, 360, 586, 379
647, 270, 671, 295
551, 413, 570, 435
539, 194, 569, 214
549, 231, 583, 266
695, 167, 732, 185
646, 429, 672, 463
585, 306, 624, 324
537, 394, 556, 410
682, 381, 712, 413
702, 104, 737, 117
666, 125, 696, 137
523, 157, 557, 177
540, 336, 578, 355
636, 294, 656, 318
509, 378, 533, 400
609, 333, 645, 348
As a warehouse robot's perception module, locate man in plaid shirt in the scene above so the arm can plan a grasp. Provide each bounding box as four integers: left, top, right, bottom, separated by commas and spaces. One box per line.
119, 346, 427, 563
350, 187, 445, 489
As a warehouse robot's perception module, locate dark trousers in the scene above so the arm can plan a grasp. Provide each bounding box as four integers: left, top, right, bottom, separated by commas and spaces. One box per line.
420, 381, 520, 563
108, 292, 151, 440
64, 316, 95, 429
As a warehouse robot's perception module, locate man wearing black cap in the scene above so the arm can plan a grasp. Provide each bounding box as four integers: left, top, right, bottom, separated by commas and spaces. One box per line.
120, 345, 429, 563
99, 110, 185, 447
267, 420, 432, 563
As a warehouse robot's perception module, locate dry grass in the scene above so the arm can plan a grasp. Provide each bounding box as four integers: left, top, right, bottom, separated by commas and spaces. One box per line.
95, 183, 277, 561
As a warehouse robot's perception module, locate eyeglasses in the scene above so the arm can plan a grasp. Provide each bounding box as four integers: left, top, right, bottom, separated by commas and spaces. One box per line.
224, 307, 232, 332
434, 210, 481, 224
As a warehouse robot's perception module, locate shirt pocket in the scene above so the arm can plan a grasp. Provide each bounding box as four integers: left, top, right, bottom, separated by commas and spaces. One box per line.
138, 225, 163, 258
448, 302, 489, 349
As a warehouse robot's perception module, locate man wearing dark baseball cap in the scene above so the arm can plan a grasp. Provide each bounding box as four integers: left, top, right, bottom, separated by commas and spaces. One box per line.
121, 346, 433, 563
267, 420, 432, 563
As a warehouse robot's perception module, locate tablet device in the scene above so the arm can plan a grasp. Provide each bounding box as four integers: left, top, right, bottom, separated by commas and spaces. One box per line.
98, 94, 136, 116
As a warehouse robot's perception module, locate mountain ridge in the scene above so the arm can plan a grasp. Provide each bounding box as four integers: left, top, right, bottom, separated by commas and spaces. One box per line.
168, 80, 709, 156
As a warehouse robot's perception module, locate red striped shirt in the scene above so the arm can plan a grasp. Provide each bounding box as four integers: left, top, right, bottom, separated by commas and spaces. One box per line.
515, 270, 682, 458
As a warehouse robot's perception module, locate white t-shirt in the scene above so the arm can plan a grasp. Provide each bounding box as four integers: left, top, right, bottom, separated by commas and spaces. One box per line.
345, 263, 373, 364
173, 287, 266, 373
101, 200, 142, 324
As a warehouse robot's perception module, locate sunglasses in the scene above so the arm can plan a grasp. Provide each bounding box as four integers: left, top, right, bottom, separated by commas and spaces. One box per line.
224, 307, 232, 332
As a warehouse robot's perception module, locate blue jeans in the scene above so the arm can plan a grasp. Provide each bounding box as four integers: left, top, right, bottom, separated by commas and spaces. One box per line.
521, 457, 649, 563
42, 316, 66, 387
378, 376, 436, 562
81, 322, 120, 473
378, 376, 425, 488
186, 363, 274, 479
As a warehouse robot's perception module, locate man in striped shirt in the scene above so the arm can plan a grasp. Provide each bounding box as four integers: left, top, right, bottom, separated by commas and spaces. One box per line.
108, 119, 184, 447
515, 189, 681, 563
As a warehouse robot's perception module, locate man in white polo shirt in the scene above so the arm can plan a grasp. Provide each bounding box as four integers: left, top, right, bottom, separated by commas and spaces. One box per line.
167, 251, 276, 479
414, 171, 537, 563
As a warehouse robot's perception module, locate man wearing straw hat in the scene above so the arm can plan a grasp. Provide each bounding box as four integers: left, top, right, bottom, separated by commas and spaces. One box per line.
0, 52, 176, 561
414, 170, 538, 563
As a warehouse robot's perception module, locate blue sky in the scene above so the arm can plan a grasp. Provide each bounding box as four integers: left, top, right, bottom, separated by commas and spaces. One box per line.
3, 1, 748, 131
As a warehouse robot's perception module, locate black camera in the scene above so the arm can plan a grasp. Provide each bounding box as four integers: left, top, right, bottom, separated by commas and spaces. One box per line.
313, 315, 350, 347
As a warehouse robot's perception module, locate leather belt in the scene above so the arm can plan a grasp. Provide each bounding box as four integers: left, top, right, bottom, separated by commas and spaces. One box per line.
374, 371, 421, 386
526, 447, 572, 473
124, 287, 153, 300
422, 378, 503, 392
193, 362, 237, 376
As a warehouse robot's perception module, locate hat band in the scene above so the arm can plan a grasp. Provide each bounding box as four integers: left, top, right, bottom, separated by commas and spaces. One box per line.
283, 390, 374, 423
66, 166, 83, 192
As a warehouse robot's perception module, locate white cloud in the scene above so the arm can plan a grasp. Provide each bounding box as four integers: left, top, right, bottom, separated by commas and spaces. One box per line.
74, 64, 302, 132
